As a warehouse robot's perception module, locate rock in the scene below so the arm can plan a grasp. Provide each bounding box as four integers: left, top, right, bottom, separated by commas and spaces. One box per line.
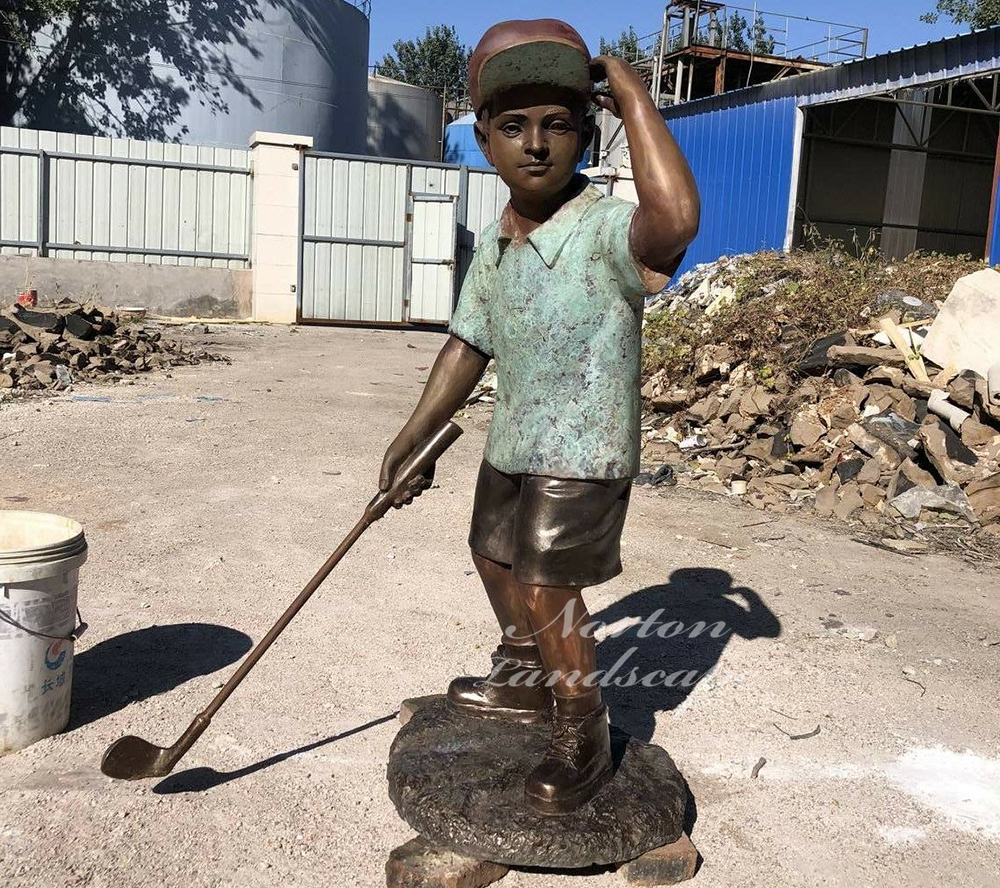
815, 485, 838, 516
651, 390, 691, 413
836, 458, 865, 484
790, 407, 824, 448
694, 345, 733, 382
687, 395, 721, 423
962, 416, 999, 448
966, 473, 1000, 525
860, 483, 885, 508
385, 837, 508, 888
919, 420, 979, 485
846, 423, 903, 471
0, 372, 13, 388
739, 386, 775, 418
867, 365, 906, 388
887, 459, 938, 499
857, 459, 882, 485
620, 834, 699, 886
826, 345, 906, 369
948, 372, 979, 410
834, 482, 864, 520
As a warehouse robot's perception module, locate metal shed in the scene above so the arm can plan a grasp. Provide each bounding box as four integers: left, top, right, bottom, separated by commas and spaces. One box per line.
663, 27, 1000, 275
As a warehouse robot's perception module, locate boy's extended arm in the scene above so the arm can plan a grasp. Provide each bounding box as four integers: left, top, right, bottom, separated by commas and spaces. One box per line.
592, 56, 701, 276
379, 335, 489, 502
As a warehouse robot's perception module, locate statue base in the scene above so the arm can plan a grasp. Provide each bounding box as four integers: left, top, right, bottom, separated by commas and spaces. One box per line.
386, 695, 697, 883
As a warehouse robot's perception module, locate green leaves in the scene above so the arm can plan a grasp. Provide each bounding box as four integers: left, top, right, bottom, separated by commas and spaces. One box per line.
922, 0, 1000, 28
375, 24, 471, 98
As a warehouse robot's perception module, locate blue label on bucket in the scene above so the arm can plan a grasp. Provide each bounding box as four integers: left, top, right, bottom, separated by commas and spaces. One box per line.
45, 641, 67, 671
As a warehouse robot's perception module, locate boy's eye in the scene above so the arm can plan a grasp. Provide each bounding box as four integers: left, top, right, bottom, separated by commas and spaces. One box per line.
500, 123, 521, 137
548, 120, 573, 134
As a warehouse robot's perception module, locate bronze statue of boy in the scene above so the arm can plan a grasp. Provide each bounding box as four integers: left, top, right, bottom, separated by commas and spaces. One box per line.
381, 19, 700, 816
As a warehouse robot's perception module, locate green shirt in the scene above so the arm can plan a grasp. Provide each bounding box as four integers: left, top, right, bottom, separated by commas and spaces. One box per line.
450, 180, 654, 481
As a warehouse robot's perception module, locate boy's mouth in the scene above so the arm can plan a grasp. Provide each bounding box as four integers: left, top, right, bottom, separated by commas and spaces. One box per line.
520, 162, 553, 175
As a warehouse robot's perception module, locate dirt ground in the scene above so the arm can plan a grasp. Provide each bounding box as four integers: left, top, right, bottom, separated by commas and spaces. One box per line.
1, 323, 998, 888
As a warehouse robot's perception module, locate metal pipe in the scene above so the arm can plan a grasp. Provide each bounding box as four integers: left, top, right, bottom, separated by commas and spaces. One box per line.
0, 146, 248, 175
40, 242, 250, 261
36, 150, 48, 258
301, 235, 406, 248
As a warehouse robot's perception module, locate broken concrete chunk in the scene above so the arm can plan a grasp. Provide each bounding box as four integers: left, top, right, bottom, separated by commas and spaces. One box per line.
846, 423, 903, 471
834, 482, 864, 520
867, 365, 905, 388
836, 458, 865, 484
827, 345, 906, 369
966, 473, 1000, 525
650, 390, 691, 413
815, 484, 838, 516
887, 458, 938, 499
919, 419, 979, 485
790, 406, 824, 449
385, 837, 508, 888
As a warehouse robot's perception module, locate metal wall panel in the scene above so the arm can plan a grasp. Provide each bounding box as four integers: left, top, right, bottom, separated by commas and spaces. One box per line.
0, 126, 250, 268
300, 151, 509, 325
301, 154, 408, 322
667, 96, 799, 277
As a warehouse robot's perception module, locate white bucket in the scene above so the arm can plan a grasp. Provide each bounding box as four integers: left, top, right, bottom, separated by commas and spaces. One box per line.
0, 511, 88, 754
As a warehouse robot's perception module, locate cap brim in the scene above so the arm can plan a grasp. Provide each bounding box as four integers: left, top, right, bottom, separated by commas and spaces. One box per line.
477, 41, 591, 110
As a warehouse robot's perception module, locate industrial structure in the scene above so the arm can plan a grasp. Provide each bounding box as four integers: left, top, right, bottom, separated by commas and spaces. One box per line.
627, 2, 868, 106
650, 27, 1000, 276
367, 75, 445, 162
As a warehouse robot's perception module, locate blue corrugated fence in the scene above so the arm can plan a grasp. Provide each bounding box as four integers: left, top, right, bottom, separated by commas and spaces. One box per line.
665, 96, 799, 277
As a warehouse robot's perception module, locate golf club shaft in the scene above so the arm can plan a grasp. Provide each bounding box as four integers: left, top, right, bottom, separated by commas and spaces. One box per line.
165, 421, 463, 761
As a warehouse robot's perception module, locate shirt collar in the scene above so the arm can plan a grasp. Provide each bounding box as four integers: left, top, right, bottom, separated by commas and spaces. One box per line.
495, 176, 603, 268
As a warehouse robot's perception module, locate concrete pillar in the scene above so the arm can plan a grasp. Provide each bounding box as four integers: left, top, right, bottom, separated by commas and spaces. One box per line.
249, 131, 312, 323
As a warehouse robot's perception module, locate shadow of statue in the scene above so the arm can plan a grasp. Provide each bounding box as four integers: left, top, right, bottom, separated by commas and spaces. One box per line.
152, 711, 398, 794
591, 568, 781, 742
70, 622, 253, 729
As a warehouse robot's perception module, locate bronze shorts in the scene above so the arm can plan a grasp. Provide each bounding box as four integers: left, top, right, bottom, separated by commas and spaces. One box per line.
468, 460, 632, 588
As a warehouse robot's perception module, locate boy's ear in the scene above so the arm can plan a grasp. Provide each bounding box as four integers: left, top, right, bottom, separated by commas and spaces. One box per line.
474, 118, 495, 167
579, 113, 596, 163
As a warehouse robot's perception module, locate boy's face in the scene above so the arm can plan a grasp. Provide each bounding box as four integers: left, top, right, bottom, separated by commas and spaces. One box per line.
476, 84, 592, 200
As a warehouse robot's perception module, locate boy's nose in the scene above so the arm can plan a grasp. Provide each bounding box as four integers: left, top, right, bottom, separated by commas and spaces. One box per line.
524, 127, 549, 158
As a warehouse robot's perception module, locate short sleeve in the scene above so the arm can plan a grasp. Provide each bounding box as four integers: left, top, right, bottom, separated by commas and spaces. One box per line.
448, 230, 496, 357
598, 200, 671, 299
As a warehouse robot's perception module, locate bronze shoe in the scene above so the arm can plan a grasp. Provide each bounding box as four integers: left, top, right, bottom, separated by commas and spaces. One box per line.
525, 703, 613, 815
447, 643, 552, 723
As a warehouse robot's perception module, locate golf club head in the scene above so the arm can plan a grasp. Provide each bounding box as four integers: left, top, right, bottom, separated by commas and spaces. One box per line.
101, 735, 178, 780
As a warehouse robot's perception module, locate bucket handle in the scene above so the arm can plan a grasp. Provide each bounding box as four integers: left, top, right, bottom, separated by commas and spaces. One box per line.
0, 607, 88, 642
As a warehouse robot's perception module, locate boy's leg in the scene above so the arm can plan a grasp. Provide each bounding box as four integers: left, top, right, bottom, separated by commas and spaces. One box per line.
519, 584, 612, 815
446, 552, 553, 722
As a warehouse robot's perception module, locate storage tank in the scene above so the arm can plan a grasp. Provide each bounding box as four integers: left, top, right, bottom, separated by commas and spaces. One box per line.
367, 74, 444, 161
26, 0, 371, 152
163, 0, 371, 151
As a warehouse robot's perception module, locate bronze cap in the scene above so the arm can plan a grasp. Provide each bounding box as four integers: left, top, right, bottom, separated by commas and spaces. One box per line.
469, 19, 592, 115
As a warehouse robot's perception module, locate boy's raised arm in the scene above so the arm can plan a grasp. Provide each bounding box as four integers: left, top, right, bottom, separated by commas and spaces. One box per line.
591, 56, 701, 277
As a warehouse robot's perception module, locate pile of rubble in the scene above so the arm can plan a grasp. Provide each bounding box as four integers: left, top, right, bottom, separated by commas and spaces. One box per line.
639, 258, 1000, 538
0, 298, 226, 393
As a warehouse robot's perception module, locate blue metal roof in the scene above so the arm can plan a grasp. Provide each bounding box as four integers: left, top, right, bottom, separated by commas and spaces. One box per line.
665, 26, 1000, 120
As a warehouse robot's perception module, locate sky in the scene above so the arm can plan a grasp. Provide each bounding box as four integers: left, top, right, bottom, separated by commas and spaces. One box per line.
367, 0, 965, 65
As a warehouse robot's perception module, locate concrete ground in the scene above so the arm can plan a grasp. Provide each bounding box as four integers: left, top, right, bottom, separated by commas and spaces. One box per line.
1, 324, 998, 888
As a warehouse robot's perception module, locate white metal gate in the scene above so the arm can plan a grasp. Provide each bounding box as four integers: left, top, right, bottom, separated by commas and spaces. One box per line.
408, 193, 457, 324
298, 151, 507, 326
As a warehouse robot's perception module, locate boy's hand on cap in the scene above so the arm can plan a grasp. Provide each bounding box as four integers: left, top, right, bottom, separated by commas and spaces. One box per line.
590, 55, 645, 118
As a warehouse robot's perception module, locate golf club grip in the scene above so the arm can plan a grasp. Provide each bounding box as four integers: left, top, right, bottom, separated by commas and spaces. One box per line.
196, 421, 463, 723
366, 420, 464, 522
